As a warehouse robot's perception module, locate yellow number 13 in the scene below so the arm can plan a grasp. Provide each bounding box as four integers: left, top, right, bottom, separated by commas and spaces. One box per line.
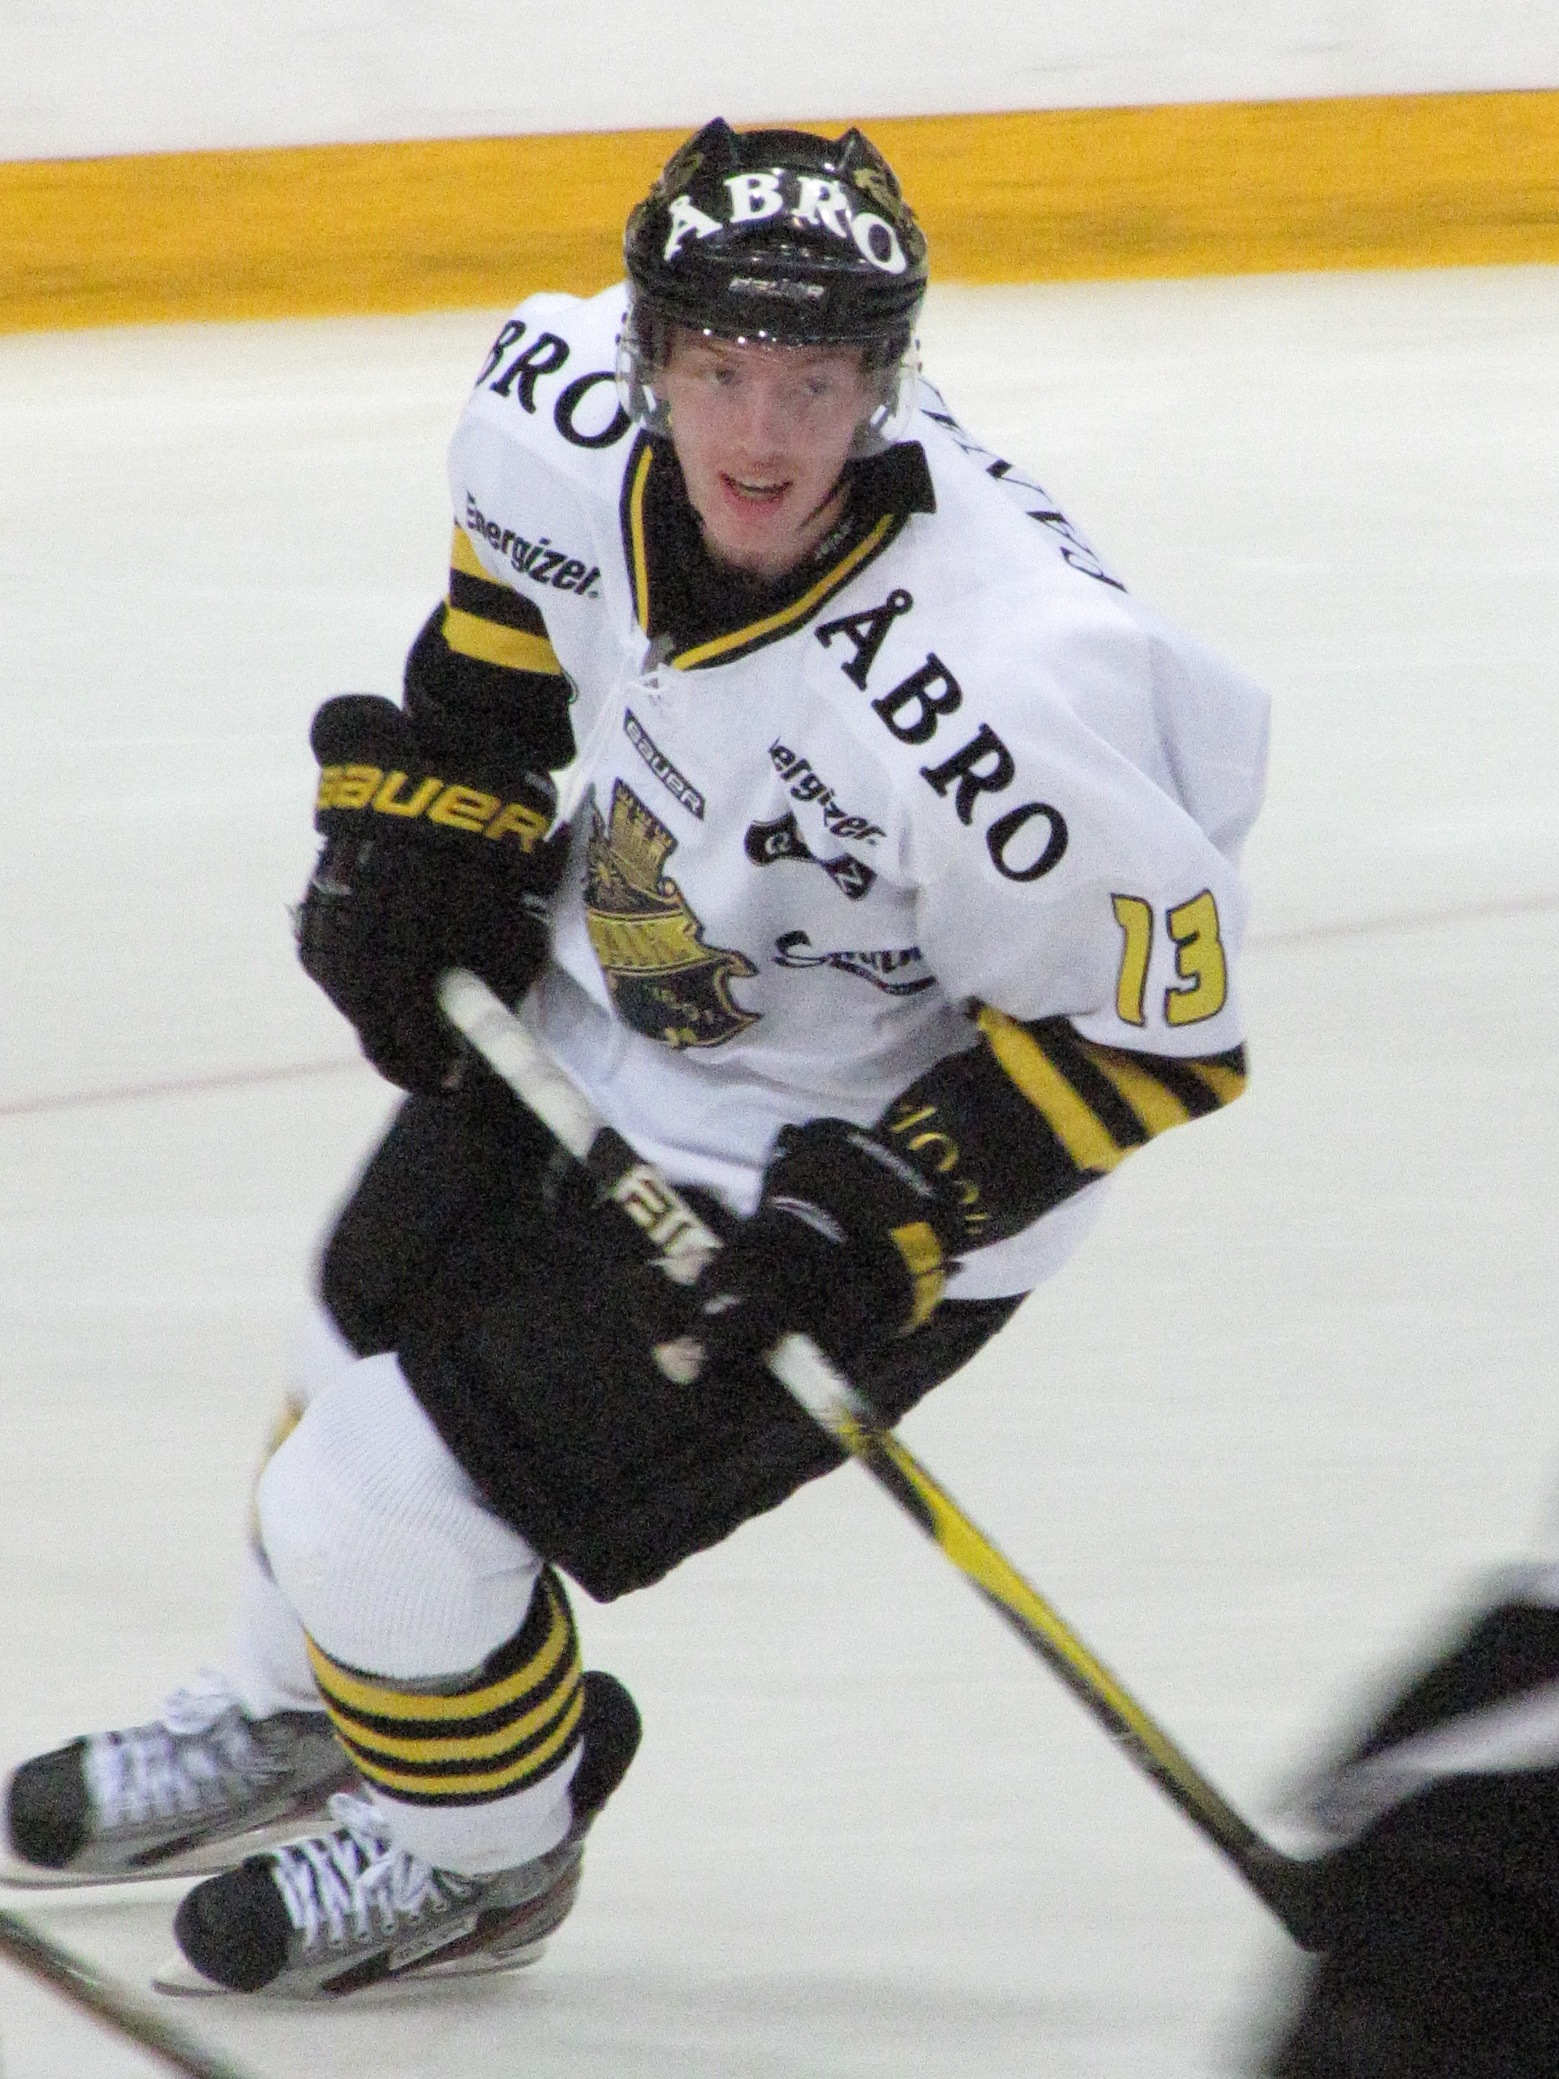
1111, 890, 1228, 1028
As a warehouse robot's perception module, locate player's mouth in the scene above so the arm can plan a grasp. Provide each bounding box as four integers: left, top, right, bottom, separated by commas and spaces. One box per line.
721, 473, 791, 505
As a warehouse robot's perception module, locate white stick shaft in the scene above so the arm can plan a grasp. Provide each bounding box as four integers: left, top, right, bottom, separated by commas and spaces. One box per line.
768, 1331, 877, 1432
438, 970, 601, 1160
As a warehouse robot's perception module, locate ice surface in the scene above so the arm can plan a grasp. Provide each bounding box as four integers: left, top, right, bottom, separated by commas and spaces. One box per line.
1, 267, 1556, 2074
3, 2, 1558, 160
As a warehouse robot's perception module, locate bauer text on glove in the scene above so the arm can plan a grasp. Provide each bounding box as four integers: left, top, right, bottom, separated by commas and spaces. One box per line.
296, 692, 566, 1093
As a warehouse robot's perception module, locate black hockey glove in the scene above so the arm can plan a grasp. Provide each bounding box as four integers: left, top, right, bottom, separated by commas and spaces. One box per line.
685, 1116, 964, 1379
1260, 1595, 1559, 2079
297, 693, 566, 1093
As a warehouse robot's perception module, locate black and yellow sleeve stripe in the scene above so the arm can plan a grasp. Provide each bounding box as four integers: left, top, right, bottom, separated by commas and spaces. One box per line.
444, 526, 566, 677
975, 1008, 1246, 1173
402, 528, 577, 773
305, 1569, 583, 1807
880, 1011, 1247, 1249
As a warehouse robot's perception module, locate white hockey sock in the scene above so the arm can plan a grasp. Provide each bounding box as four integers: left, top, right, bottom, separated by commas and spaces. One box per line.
305, 1574, 584, 1877
289, 1297, 361, 1410
221, 1544, 322, 1721
258, 1352, 579, 1874
216, 1300, 367, 1721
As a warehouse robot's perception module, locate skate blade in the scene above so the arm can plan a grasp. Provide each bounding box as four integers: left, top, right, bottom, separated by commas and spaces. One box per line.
152, 1938, 550, 1999
0, 1808, 342, 1893
153, 1955, 236, 1998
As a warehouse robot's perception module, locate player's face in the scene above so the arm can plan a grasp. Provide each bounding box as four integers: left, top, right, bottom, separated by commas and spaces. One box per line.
659, 330, 875, 581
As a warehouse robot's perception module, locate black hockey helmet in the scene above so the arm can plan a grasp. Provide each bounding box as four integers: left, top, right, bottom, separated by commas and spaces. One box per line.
618, 118, 928, 449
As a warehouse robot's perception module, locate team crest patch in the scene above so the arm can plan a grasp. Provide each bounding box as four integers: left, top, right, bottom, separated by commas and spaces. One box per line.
585, 781, 757, 1049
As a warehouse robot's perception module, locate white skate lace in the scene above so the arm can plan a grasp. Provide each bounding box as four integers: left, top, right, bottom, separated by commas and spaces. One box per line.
269, 1793, 474, 1954
84, 1671, 266, 1829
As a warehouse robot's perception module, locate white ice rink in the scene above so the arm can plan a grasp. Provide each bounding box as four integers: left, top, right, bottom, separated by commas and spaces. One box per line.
1, 264, 1556, 2076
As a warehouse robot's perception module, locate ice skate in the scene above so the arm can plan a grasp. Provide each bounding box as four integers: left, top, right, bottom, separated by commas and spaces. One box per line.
1, 1674, 356, 1888
155, 1669, 640, 1998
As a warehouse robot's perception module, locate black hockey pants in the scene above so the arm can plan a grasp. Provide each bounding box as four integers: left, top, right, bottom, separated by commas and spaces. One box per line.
318, 1070, 1022, 1601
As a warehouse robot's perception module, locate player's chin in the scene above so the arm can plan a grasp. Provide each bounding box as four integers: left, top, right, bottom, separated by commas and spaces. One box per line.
707, 495, 803, 569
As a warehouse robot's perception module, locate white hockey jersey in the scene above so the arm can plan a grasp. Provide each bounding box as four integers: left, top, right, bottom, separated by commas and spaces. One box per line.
445, 285, 1269, 1298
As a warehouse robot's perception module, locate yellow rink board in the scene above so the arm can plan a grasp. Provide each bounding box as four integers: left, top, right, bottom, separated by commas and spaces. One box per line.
3, 90, 1558, 333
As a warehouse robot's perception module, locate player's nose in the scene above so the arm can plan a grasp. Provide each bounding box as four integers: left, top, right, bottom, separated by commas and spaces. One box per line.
730, 375, 794, 455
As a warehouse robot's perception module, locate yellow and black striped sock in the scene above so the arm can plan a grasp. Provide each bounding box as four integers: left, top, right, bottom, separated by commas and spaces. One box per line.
305, 1568, 583, 1808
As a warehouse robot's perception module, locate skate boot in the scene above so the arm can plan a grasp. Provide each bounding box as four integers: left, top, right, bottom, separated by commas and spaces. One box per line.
2, 1674, 356, 1888
157, 1669, 641, 1997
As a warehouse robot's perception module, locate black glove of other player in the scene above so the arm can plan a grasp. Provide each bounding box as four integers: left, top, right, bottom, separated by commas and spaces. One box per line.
1260, 1595, 1559, 2079
1268, 1802, 1559, 2079
297, 693, 566, 1092
685, 1116, 963, 1379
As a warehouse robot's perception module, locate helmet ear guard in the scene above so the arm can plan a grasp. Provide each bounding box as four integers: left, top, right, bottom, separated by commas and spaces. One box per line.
617, 117, 929, 454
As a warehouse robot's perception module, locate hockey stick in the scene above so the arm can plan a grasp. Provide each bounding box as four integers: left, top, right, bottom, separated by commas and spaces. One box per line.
0, 1904, 256, 2079
439, 970, 1330, 1950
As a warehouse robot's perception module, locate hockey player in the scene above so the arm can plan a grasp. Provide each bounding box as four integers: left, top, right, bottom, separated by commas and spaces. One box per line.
2, 119, 1268, 1998
1257, 1575, 1559, 2076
